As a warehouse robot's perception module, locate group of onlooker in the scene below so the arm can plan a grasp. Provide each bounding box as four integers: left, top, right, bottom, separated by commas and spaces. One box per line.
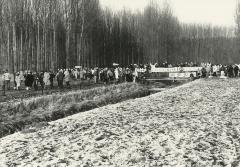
0, 66, 140, 91
2, 70, 58, 91
2, 62, 240, 91
148, 62, 240, 78
196, 63, 240, 78
15, 71, 56, 90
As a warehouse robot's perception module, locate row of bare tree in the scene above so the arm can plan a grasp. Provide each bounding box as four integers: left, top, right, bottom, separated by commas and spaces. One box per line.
0, 0, 237, 72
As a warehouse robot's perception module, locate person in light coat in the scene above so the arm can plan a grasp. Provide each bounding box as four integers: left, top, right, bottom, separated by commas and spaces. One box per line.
15, 72, 21, 90
43, 72, 50, 89
74, 69, 79, 79
133, 68, 138, 83
114, 67, 119, 83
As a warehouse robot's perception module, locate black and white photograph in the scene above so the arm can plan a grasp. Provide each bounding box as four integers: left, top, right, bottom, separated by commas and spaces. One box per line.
0, 0, 240, 166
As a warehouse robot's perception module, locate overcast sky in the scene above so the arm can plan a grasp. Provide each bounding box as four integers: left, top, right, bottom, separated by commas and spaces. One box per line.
100, 0, 237, 27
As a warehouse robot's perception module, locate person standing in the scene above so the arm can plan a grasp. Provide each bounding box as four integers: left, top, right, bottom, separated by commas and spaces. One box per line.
38, 72, 45, 90
15, 72, 21, 90
29, 72, 35, 89
49, 71, 55, 89
201, 68, 207, 78
19, 71, 25, 89
107, 68, 114, 82
234, 65, 239, 77
33, 72, 39, 91
212, 65, 218, 77
119, 67, 124, 83
220, 65, 225, 78
228, 65, 234, 78
24, 71, 28, 90
126, 68, 133, 82
64, 70, 70, 87
79, 69, 84, 81
25, 71, 33, 90
133, 68, 138, 83
93, 67, 99, 84
2, 70, 6, 91
3, 69, 11, 90
206, 64, 211, 78
43, 72, 50, 89
81, 68, 86, 80
114, 67, 119, 84
103, 68, 108, 84
56, 69, 64, 89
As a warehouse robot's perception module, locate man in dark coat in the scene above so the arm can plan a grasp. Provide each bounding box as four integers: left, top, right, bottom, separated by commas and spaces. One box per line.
38, 72, 45, 89
24, 71, 34, 90
125, 68, 133, 82
29, 72, 35, 87
228, 65, 234, 78
33, 72, 39, 91
234, 65, 239, 77
201, 68, 207, 78
49, 71, 55, 89
56, 70, 64, 88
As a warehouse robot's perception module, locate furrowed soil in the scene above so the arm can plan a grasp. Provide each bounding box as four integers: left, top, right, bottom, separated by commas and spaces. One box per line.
1, 79, 240, 166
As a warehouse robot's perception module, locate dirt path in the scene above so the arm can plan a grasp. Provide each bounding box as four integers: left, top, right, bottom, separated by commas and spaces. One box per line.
1, 79, 240, 166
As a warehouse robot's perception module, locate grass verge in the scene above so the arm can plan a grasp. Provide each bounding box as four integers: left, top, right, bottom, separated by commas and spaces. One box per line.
0, 83, 150, 138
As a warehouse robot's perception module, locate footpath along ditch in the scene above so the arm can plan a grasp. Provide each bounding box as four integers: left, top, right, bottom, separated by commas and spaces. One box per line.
1, 79, 240, 166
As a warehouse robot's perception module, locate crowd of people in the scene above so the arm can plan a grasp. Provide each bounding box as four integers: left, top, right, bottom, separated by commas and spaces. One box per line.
199, 63, 240, 78
0, 66, 140, 91
148, 62, 240, 78
1, 62, 240, 91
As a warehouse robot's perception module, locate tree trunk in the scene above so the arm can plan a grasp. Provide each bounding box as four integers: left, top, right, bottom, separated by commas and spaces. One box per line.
37, 21, 40, 71
12, 23, 17, 73
7, 27, 10, 71
20, 28, 23, 71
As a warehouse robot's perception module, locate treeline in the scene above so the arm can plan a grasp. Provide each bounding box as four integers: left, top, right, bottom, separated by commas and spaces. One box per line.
0, 0, 237, 72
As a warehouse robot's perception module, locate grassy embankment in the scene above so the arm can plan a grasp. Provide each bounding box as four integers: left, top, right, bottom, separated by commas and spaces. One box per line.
0, 83, 150, 138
